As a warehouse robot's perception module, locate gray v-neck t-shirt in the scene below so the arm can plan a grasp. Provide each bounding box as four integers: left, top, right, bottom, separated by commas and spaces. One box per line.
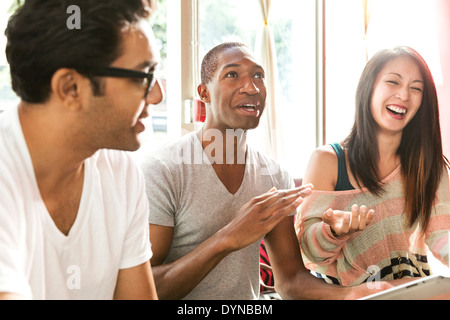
141, 131, 294, 300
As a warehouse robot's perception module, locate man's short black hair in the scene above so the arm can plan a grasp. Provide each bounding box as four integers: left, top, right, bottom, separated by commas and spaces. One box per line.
5, 0, 149, 103
200, 42, 248, 85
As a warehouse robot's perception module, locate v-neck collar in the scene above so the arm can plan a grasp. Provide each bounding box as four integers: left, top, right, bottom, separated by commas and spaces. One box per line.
193, 131, 249, 197
13, 106, 89, 244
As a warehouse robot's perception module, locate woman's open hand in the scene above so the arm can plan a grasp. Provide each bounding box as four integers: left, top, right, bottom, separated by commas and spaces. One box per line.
322, 204, 374, 237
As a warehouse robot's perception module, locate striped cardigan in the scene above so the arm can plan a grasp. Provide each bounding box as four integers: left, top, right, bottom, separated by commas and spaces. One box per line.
295, 166, 450, 286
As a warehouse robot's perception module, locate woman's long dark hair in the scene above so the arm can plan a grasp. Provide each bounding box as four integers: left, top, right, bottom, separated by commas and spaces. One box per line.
343, 46, 449, 232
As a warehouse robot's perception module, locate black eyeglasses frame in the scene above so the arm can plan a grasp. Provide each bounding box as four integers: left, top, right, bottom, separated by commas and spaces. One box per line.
79, 66, 155, 98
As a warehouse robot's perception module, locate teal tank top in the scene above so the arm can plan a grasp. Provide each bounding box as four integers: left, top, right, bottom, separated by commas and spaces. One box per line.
329, 143, 355, 191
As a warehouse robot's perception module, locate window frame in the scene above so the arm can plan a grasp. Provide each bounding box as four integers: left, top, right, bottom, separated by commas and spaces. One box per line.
176, 0, 326, 178
181, 0, 326, 148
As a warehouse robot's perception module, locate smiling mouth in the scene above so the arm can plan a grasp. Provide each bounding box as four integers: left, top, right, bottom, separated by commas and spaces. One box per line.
236, 104, 262, 117
239, 104, 258, 112
386, 105, 407, 117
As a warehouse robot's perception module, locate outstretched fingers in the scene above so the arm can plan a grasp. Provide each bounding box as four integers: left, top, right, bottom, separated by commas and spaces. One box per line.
350, 204, 360, 232
224, 185, 313, 251
255, 185, 313, 221
322, 204, 375, 237
254, 184, 313, 202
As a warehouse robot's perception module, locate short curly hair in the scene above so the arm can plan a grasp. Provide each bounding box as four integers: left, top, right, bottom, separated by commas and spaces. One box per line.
200, 42, 248, 85
5, 0, 149, 103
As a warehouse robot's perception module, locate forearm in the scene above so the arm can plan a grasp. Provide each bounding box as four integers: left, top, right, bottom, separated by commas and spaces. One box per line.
0, 292, 27, 300
113, 262, 158, 300
300, 221, 348, 265
425, 212, 450, 267
278, 270, 418, 300
275, 269, 348, 300
151, 230, 232, 300
151, 186, 310, 299
267, 216, 347, 300
276, 271, 402, 300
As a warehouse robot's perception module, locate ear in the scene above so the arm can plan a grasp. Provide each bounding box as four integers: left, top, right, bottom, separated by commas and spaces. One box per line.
50, 68, 86, 111
197, 84, 211, 103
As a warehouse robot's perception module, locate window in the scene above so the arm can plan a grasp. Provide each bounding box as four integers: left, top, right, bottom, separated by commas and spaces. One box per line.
136, 0, 170, 157
199, 0, 318, 178
148, 0, 168, 136
196, 0, 447, 180
198, 0, 259, 57
324, 0, 443, 145
324, 0, 367, 145
3, 0, 447, 183
0, 0, 170, 143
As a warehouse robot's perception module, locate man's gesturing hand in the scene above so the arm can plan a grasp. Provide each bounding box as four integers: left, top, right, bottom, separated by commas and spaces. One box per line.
220, 184, 313, 252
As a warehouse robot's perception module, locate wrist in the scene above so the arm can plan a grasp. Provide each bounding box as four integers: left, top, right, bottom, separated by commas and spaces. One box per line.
330, 227, 339, 238
323, 223, 350, 242
211, 227, 238, 255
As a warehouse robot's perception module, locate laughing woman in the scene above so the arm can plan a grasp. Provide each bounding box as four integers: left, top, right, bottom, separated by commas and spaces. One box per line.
296, 46, 450, 286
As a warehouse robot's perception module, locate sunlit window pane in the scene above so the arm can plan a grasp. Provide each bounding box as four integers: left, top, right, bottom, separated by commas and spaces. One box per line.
199, 0, 317, 179
148, 0, 168, 137
325, 0, 443, 145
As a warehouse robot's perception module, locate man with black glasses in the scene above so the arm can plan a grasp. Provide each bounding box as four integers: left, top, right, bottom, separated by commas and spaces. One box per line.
0, 0, 163, 299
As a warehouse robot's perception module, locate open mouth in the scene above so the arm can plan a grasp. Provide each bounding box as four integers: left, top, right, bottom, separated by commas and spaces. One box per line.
386, 105, 407, 118
236, 104, 261, 117
240, 104, 257, 112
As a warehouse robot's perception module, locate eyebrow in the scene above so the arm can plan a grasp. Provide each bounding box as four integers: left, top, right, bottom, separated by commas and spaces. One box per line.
133, 61, 158, 71
222, 63, 264, 71
387, 72, 424, 84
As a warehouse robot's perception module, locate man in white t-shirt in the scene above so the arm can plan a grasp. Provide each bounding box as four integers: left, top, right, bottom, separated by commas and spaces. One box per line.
0, 0, 164, 300
142, 42, 393, 299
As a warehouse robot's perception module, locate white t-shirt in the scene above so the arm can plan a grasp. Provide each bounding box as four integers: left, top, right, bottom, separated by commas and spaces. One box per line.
0, 106, 152, 300
140, 132, 294, 300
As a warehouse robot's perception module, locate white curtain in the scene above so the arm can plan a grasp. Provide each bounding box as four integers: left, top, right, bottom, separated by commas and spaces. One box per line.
248, 0, 284, 162
362, 0, 372, 61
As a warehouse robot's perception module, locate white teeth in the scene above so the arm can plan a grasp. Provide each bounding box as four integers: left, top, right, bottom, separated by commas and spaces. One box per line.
387, 105, 406, 114
242, 105, 256, 110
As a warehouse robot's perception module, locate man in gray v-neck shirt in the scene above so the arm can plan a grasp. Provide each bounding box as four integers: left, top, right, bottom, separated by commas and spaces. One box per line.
141, 42, 370, 300
142, 130, 296, 299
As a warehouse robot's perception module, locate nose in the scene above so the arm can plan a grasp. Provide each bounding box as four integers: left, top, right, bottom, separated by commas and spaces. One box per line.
395, 84, 410, 101
239, 75, 260, 95
146, 78, 165, 105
